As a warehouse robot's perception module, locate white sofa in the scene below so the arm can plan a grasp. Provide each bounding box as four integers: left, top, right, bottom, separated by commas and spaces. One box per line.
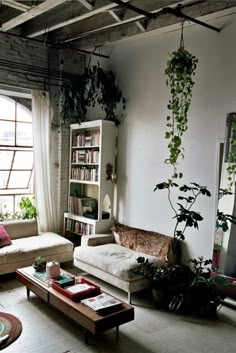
0, 219, 73, 275
73, 223, 178, 303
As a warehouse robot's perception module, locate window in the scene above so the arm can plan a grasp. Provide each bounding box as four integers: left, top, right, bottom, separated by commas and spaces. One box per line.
0, 94, 34, 219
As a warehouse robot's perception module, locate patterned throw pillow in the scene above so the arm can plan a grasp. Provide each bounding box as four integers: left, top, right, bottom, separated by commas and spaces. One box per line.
0, 225, 12, 248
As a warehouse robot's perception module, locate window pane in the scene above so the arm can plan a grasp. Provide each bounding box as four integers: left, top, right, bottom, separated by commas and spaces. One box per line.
0, 171, 9, 188
0, 195, 13, 217
0, 150, 13, 169
17, 103, 31, 122
0, 96, 15, 120
8, 171, 31, 188
0, 121, 15, 145
13, 151, 33, 169
16, 122, 32, 146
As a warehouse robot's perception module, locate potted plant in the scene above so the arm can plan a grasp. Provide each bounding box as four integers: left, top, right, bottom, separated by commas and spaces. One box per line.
33, 256, 46, 272
18, 196, 37, 219
130, 257, 194, 309
164, 45, 198, 181
60, 64, 126, 127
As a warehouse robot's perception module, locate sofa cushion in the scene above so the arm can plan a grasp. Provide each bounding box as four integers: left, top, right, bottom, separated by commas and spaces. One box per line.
74, 243, 165, 281
2, 219, 39, 240
0, 232, 73, 265
0, 226, 12, 248
112, 223, 174, 261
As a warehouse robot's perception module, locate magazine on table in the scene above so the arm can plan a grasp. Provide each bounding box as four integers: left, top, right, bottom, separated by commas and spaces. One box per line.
81, 293, 122, 313
66, 283, 96, 294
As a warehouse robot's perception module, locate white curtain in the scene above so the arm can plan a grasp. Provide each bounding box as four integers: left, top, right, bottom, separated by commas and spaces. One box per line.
32, 90, 57, 232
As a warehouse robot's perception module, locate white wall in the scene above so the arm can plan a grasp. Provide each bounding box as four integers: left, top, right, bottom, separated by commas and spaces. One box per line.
108, 13, 236, 261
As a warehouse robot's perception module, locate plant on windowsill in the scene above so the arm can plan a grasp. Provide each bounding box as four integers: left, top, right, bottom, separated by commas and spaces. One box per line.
60, 64, 126, 127
18, 196, 37, 219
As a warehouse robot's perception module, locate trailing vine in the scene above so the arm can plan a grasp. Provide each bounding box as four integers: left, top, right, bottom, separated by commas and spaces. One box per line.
165, 23, 198, 183
154, 23, 209, 252
60, 64, 126, 126
225, 119, 236, 192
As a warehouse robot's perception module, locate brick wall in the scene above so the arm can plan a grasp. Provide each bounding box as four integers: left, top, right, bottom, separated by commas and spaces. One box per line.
0, 32, 85, 233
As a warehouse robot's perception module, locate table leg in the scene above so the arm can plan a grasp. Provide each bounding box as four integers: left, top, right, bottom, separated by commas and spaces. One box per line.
84, 329, 89, 344
26, 287, 30, 300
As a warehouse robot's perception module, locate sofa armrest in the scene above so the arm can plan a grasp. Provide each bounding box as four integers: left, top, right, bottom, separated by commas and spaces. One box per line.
81, 233, 114, 247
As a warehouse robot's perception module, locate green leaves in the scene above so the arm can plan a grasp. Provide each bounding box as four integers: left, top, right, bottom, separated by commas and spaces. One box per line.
60, 64, 126, 126
164, 47, 198, 179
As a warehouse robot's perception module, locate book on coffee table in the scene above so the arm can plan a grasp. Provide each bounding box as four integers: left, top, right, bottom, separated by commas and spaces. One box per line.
81, 293, 122, 313
52, 277, 100, 301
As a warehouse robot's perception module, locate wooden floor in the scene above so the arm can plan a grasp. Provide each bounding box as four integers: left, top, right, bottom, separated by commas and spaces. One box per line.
0, 266, 236, 353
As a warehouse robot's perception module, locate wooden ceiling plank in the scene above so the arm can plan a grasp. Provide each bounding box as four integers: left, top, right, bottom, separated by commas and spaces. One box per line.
28, 0, 131, 38
2, 0, 30, 12
77, 0, 94, 11
1, 0, 69, 32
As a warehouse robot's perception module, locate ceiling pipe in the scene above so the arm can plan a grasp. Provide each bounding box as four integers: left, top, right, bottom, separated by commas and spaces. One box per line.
110, 0, 220, 33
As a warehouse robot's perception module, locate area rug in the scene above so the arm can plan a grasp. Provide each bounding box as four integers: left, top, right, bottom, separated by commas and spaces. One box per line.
0, 312, 22, 350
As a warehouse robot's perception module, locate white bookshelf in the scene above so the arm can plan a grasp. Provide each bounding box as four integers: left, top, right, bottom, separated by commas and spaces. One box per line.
63, 120, 116, 244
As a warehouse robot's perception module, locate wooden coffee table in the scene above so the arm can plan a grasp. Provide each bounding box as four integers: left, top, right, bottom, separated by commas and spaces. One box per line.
16, 267, 134, 342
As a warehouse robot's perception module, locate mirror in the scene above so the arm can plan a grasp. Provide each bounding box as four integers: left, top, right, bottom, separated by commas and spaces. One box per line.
213, 113, 236, 278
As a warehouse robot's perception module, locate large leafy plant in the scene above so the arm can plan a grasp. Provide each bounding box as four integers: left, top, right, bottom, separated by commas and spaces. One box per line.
154, 182, 211, 242
18, 196, 37, 219
60, 64, 126, 126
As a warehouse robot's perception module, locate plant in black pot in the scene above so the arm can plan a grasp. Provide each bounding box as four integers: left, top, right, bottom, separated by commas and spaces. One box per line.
33, 256, 46, 272
183, 257, 225, 316
130, 257, 194, 309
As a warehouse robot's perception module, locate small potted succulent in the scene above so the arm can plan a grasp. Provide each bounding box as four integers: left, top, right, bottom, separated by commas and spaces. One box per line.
33, 256, 46, 272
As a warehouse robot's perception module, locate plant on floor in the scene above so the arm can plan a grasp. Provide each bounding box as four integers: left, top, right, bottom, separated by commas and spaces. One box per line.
131, 256, 224, 315
60, 63, 126, 127
18, 196, 37, 219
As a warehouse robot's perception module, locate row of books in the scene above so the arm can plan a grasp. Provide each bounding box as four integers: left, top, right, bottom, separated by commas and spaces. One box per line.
72, 131, 100, 147
72, 149, 100, 164
66, 218, 95, 235
71, 167, 99, 182
68, 196, 98, 216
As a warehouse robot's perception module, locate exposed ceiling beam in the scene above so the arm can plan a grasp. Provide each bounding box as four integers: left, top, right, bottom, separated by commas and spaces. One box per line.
77, 0, 94, 11
28, 0, 131, 38
109, 10, 123, 23
2, 0, 30, 11
62, 0, 190, 43
135, 21, 147, 32
1, 0, 68, 32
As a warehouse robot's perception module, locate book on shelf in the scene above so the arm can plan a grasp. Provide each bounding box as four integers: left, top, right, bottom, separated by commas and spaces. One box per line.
81, 293, 122, 313
68, 196, 98, 218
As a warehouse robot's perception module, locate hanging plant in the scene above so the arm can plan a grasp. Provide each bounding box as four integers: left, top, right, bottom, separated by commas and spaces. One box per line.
60, 64, 126, 126
164, 23, 198, 183
225, 119, 236, 192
